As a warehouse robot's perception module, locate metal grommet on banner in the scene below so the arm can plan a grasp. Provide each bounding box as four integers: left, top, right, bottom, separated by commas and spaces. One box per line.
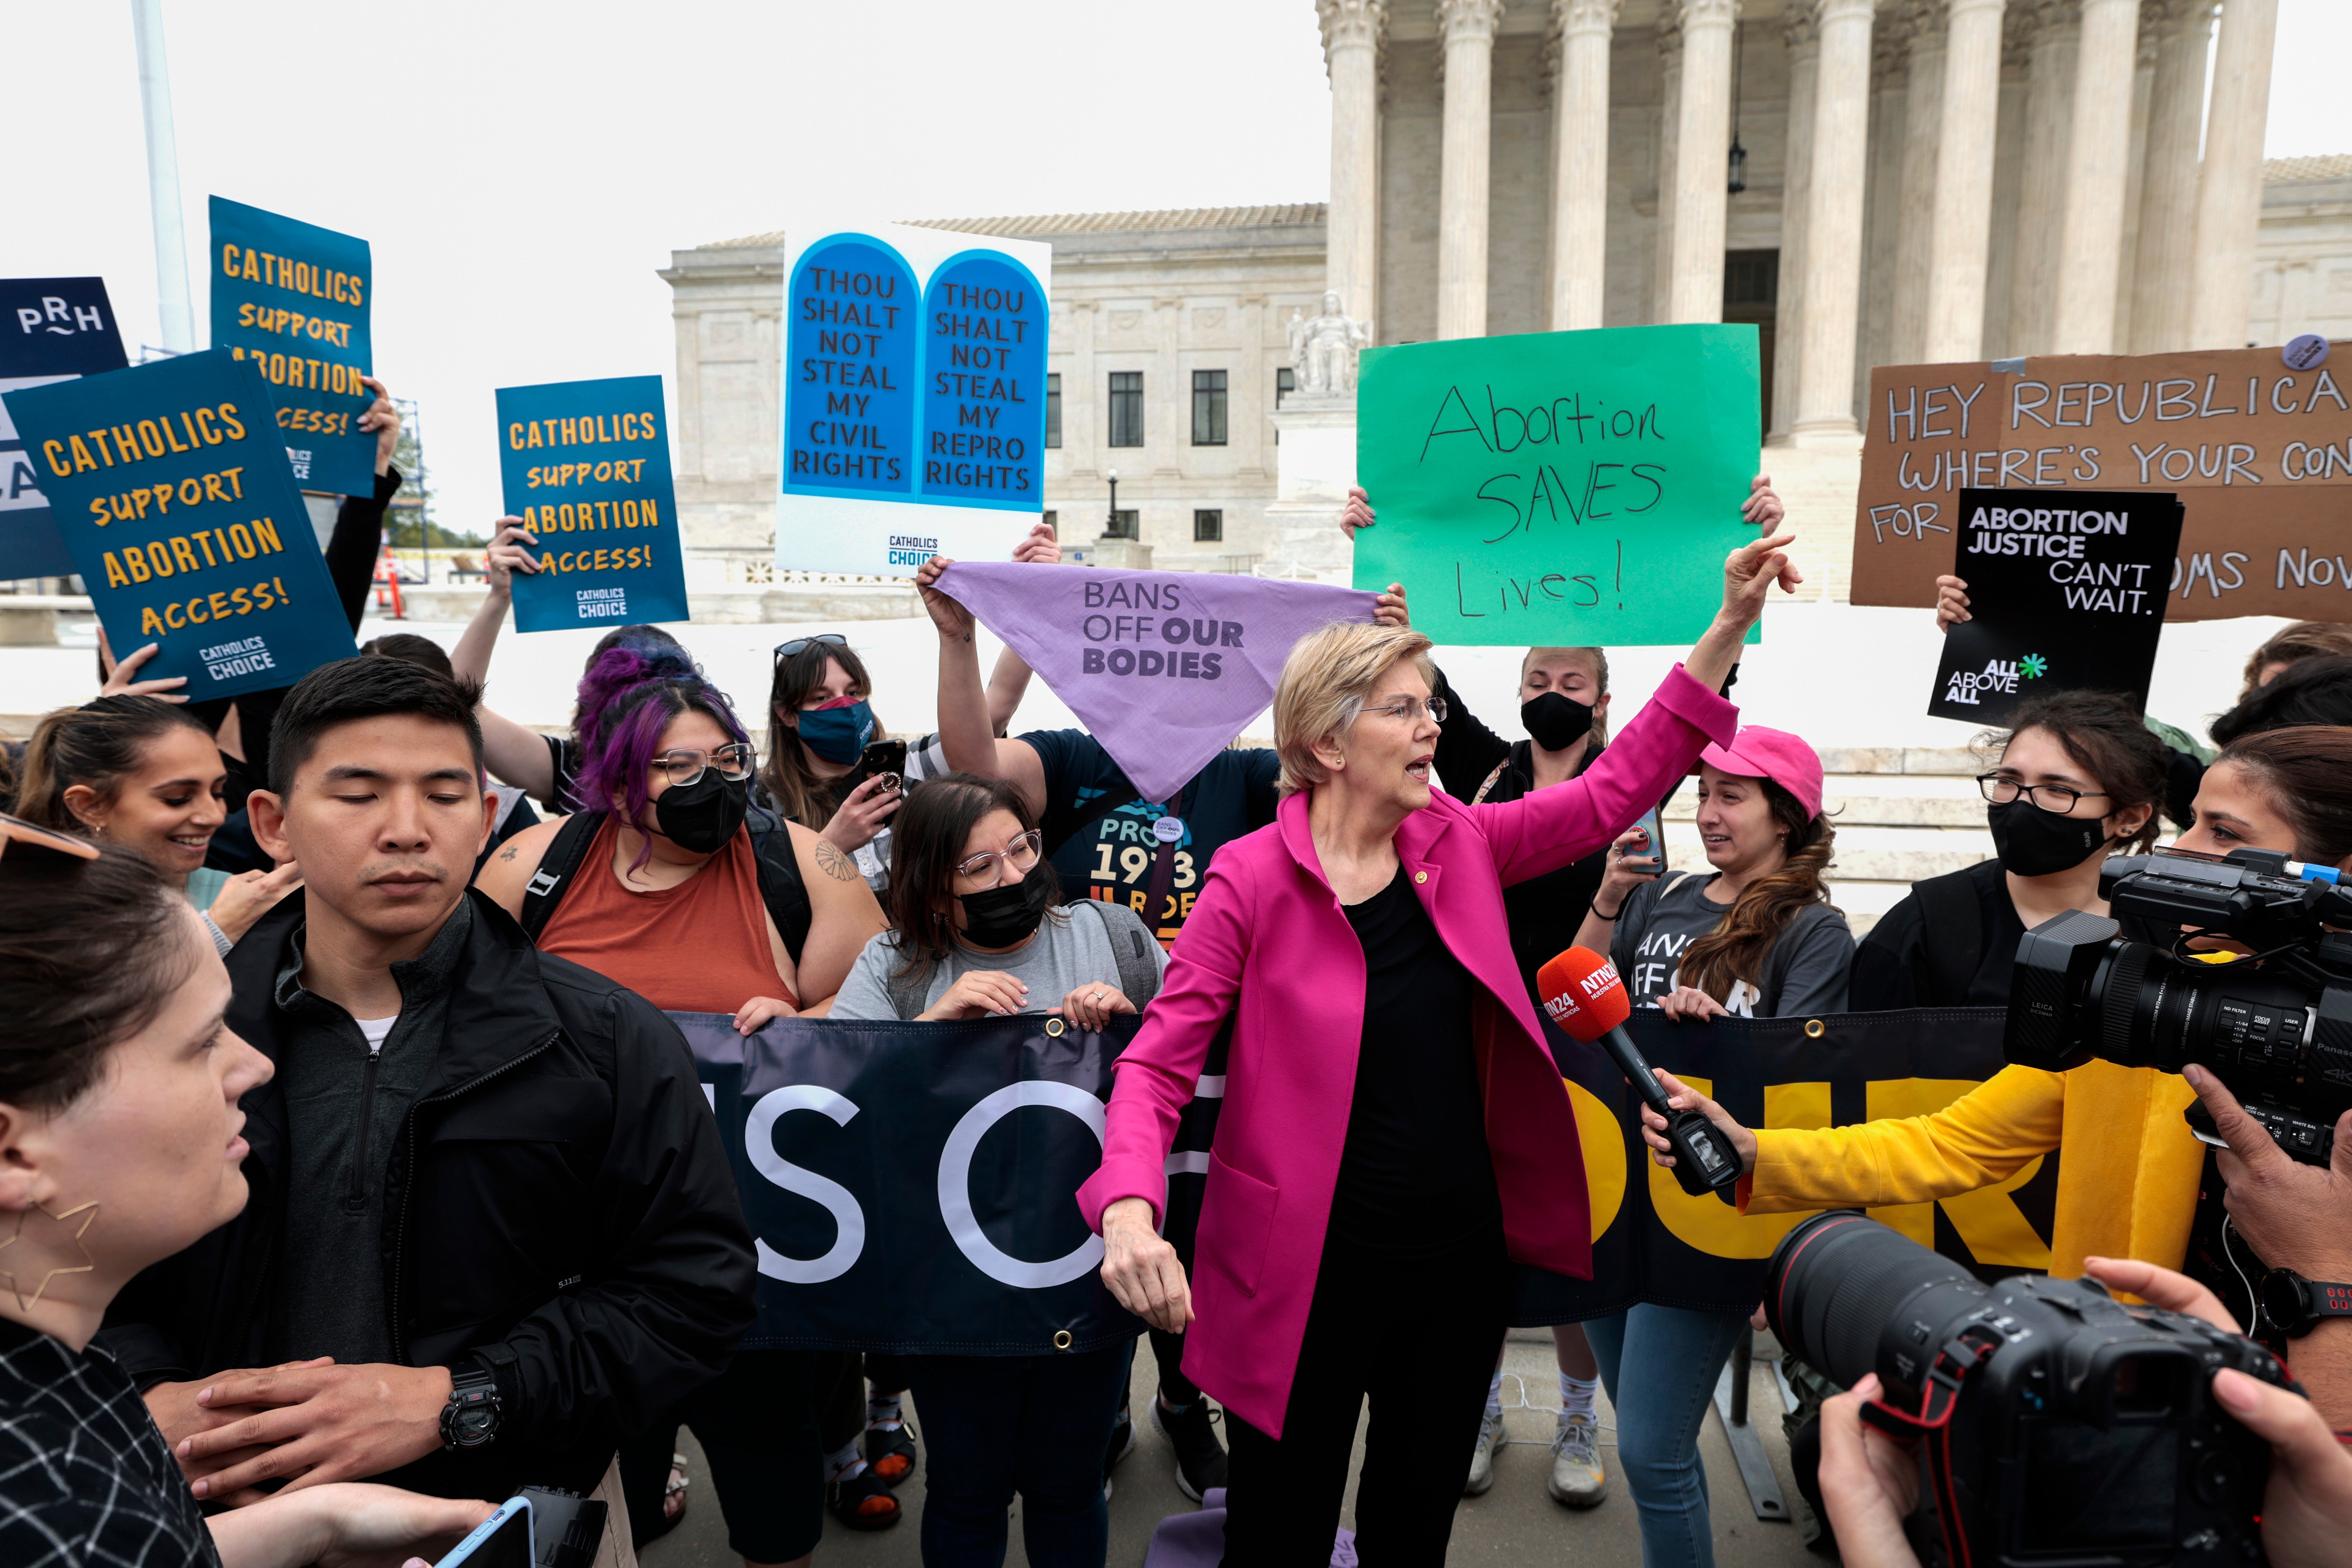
1045, 1017, 1065, 1038
1053, 1330, 1074, 1352
1805, 1018, 1826, 1039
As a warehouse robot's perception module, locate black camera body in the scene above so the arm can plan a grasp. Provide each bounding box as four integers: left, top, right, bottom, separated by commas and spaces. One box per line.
2005, 847, 2352, 1164
1770, 1213, 2298, 1568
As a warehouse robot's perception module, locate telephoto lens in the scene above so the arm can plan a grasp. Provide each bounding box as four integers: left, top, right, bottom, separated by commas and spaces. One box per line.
1764, 1210, 1986, 1398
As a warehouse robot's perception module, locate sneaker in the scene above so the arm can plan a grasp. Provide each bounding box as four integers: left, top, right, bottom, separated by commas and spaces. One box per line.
1150, 1397, 1229, 1504
1464, 1407, 1501, 1496
1547, 1412, 1607, 1508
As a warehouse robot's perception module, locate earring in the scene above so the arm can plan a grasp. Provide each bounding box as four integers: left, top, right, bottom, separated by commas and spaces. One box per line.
0, 1201, 100, 1312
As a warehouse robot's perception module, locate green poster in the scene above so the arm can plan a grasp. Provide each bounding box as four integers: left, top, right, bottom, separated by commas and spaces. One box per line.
1353, 324, 1761, 646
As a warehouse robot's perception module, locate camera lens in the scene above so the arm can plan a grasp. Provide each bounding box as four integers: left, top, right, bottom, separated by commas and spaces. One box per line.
1766, 1213, 1984, 1396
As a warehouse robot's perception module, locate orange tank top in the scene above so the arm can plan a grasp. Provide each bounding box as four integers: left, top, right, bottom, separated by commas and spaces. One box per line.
537, 815, 797, 1013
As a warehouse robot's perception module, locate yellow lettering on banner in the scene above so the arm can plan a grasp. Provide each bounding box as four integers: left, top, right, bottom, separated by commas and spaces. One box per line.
1865, 1079, 2052, 1270
1648, 1078, 1832, 1259
1565, 1080, 1629, 1242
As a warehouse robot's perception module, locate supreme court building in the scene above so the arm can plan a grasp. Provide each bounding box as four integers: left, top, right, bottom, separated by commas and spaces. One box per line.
664, 0, 2342, 586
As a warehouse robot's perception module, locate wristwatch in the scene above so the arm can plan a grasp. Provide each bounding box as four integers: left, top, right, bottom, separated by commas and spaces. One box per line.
440, 1363, 502, 1451
2258, 1269, 2352, 1338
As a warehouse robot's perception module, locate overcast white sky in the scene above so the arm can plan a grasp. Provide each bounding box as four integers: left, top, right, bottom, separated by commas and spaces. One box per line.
3, 1, 2344, 531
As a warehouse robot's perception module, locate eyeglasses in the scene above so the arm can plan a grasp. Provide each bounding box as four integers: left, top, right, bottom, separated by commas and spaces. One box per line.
0, 813, 99, 863
1977, 774, 2109, 813
954, 829, 1044, 888
1363, 695, 1448, 725
773, 632, 849, 665
652, 744, 757, 787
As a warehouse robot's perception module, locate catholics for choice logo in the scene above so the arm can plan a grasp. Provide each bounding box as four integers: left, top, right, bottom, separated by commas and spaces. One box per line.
1942, 650, 2049, 707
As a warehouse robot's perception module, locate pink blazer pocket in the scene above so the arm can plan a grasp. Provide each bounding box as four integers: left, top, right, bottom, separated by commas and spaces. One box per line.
1196, 1152, 1280, 1298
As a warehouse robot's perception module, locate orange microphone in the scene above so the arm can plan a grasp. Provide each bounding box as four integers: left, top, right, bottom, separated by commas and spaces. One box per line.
1537, 947, 1742, 1197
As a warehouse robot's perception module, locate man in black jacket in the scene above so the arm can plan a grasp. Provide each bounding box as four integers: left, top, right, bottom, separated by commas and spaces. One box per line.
101, 655, 755, 1504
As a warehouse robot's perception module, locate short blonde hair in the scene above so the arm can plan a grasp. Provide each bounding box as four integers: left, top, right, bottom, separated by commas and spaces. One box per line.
1521, 646, 1612, 746
1272, 622, 1438, 795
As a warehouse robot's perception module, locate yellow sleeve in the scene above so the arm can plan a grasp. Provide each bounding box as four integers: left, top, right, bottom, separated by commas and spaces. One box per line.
1741, 1065, 2069, 1214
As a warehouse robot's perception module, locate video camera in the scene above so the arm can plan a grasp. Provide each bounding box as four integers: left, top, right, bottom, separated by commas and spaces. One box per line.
2005, 847, 2352, 1165
1768, 1212, 2298, 1568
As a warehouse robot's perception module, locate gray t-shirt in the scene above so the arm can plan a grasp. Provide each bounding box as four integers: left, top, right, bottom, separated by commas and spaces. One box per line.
1610, 871, 1852, 1018
830, 899, 1167, 1021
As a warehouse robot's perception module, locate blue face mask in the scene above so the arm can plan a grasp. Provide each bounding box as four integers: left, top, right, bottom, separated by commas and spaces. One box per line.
796, 699, 876, 765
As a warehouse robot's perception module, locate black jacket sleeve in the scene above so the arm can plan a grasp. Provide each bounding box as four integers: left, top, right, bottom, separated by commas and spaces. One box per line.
469, 988, 756, 1452
329, 467, 402, 633
1430, 666, 1511, 802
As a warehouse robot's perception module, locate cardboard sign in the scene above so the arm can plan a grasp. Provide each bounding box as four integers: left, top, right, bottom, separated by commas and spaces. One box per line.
1, 350, 358, 699
208, 196, 374, 495
1851, 346, 2352, 620
1352, 325, 1762, 647
774, 220, 1052, 576
497, 375, 688, 632
0, 277, 129, 577
1927, 488, 2184, 723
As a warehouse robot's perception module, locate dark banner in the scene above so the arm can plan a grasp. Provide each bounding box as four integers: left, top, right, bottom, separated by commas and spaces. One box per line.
0, 277, 129, 577
676, 1005, 2053, 1354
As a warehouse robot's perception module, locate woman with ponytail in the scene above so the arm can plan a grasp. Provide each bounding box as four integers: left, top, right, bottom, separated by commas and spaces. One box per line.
1564, 726, 1846, 1568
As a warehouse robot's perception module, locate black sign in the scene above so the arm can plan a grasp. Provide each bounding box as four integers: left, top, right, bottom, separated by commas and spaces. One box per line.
0, 278, 129, 578
1928, 486, 2184, 725
675, 1004, 2053, 1354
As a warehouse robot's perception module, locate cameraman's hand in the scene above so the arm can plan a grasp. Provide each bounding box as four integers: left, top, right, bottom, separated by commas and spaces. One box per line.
1639, 1068, 1759, 1175
1817, 1375, 1922, 1568
2082, 1255, 2238, 1330
2186, 1064, 2352, 1286
2209, 1364, 2352, 1568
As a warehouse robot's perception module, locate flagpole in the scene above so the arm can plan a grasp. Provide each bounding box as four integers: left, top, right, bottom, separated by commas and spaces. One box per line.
129, 0, 194, 354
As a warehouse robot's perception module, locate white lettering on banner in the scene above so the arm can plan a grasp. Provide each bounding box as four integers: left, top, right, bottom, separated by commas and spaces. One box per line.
745, 1085, 868, 1284
938, 1081, 1107, 1288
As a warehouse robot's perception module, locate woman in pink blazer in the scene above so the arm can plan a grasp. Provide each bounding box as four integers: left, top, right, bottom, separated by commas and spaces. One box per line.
1078, 530, 1798, 1565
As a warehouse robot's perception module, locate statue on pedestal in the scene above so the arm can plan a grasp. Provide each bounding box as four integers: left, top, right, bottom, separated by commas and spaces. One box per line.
1285, 291, 1373, 397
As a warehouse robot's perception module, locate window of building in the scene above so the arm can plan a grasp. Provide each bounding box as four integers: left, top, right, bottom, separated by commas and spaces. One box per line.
1193, 509, 1223, 543
1191, 370, 1228, 445
1106, 509, 1139, 540
1045, 374, 1062, 448
1042, 510, 1057, 535
1107, 372, 1144, 447
1274, 367, 1295, 444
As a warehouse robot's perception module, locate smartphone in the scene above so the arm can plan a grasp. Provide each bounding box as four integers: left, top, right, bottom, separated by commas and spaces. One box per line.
436, 1497, 533, 1568
860, 739, 908, 783
1620, 807, 1665, 873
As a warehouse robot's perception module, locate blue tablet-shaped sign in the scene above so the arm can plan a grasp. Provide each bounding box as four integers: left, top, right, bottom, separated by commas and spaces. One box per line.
0, 277, 129, 578
918, 252, 1045, 507
209, 196, 375, 496
496, 375, 688, 632
783, 236, 917, 499
0, 349, 358, 699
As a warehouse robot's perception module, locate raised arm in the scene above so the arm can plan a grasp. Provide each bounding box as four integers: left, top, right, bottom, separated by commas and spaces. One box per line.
789, 822, 890, 1008
454, 517, 558, 804
913, 554, 1048, 815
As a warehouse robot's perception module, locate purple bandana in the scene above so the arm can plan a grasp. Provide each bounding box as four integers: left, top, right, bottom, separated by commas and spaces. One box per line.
935, 562, 1379, 802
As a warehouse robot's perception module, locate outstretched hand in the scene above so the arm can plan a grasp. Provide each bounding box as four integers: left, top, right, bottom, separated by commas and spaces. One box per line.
915, 555, 976, 640
1722, 530, 1804, 622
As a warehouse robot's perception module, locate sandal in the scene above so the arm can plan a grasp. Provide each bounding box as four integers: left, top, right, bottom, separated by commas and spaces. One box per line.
663, 1454, 690, 1524
827, 1464, 902, 1531
865, 1417, 918, 1487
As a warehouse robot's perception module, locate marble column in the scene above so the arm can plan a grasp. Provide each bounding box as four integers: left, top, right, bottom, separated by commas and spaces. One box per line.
1548, 0, 1619, 331
1319, 1, 1387, 331
2188, 0, 2280, 350
1793, 0, 1878, 444
1649, 13, 1683, 325
1921, 0, 2005, 361
1769, 5, 1821, 443
2005, 3, 2079, 353
1668, 0, 1739, 323
1890, 3, 1948, 366
2110, 20, 2157, 350
1436, 0, 1505, 339
2129, 0, 2213, 353
1858, 35, 1907, 396
2049, 0, 2140, 353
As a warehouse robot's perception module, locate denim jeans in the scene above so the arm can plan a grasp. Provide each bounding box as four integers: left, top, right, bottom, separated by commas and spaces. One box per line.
902, 1344, 1129, 1568
1582, 1304, 1750, 1568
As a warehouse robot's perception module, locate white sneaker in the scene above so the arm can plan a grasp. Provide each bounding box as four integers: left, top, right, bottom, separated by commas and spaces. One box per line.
1464, 1407, 1501, 1496
1547, 1412, 1606, 1507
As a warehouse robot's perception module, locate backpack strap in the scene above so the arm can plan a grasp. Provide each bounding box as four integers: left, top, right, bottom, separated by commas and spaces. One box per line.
1079, 899, 1165, 1007
746, 799, 813, 966
1470, 761, 1509, 806
1914, 866, 1987, 1007
519, 810, 605, 940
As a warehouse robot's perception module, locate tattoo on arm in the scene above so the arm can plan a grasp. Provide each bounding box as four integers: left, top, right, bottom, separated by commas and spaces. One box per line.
814, 839, 860, 882
498, 844, 520, 861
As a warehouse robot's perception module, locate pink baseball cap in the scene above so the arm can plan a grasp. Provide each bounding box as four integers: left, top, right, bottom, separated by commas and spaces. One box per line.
1700, 726, 1824, 819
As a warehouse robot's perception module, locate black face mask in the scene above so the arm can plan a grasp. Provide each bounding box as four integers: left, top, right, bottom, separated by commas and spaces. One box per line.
651, 769, 750, 854
1986, 798, 2109, 878
959, 874, 1054, 948
1521, 691, 1596, 752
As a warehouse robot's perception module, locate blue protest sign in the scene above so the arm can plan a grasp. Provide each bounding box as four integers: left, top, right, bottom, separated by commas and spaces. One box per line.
776, 221, 1052, 575
0, 349, 359, 699
496, 375, 688, 632
0, 278, 129, 578
208, 196, 374, 495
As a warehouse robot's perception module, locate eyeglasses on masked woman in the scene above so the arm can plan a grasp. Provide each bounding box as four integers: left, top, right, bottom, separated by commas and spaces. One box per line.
953, 828, 1044, 889
651, 744, 757, 788
1977, 773, 2109, 813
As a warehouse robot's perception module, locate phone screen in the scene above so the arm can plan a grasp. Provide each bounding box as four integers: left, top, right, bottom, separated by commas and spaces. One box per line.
436, 1499, 533, 1568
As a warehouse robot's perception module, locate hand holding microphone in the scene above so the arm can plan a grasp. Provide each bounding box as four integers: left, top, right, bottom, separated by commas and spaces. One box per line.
1538, 947, 1748, 1197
